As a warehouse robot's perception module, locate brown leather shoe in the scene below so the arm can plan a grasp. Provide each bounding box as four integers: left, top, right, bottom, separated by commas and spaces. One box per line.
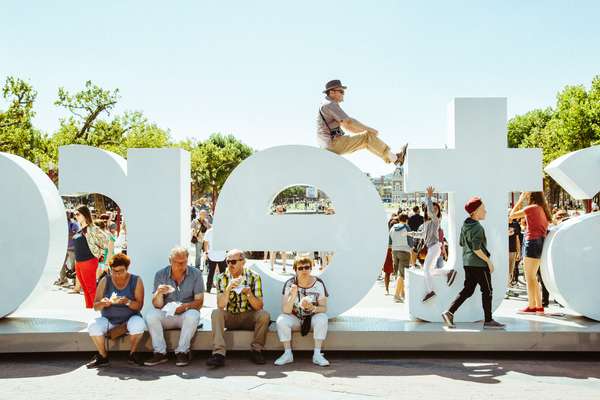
395, 143, 408, 166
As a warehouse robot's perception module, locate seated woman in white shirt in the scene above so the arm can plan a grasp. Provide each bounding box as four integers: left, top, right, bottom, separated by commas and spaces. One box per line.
274, 255, 330, 367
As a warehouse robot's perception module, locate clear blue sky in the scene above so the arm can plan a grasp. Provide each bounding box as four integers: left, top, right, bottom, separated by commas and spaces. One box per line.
2, 0, 599, 176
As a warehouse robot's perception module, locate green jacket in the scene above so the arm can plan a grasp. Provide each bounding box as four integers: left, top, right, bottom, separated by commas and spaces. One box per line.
459, 218, 490, 268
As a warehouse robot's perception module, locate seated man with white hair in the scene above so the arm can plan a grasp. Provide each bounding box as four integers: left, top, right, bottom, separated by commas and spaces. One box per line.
144, 246, 205, 367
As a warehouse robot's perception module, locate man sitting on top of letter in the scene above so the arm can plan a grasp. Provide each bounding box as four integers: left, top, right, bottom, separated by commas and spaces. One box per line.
317, 79, 407, 166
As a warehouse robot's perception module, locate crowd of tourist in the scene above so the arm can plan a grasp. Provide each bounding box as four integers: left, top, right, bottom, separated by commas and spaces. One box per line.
53, 185, 592, 369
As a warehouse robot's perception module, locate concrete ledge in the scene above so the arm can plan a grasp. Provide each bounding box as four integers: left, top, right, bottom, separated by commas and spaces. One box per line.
1, 315, 599, 353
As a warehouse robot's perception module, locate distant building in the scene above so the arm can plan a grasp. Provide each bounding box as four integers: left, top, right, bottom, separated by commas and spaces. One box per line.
369, 167, 447, 209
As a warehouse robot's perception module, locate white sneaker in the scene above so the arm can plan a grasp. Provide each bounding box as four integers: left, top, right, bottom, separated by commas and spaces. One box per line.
312, 352, 330, 367
274, 352, 294, 366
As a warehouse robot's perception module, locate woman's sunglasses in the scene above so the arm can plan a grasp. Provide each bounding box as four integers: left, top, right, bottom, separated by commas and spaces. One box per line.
296, 265, 312, 271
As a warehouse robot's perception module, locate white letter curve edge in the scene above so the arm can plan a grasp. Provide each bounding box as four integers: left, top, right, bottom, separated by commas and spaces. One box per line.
0, 153, 68, 317
404, 98, 542, 322
212, 145, 389, 319
59, 145, 190, 312
542, 145, 600, 321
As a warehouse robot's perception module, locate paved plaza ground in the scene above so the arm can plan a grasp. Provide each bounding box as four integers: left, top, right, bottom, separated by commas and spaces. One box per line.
1, 257, 599, 399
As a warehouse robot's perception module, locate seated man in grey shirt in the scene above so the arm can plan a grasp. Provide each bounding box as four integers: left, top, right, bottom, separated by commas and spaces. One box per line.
317, 79, 407, 166
144, 246, 204, 367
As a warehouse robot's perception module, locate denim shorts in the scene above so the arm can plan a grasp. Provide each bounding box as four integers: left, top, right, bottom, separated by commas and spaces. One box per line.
524, 237, 545, 259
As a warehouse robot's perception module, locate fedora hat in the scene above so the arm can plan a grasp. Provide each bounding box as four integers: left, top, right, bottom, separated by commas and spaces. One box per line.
323, 79, 347, 94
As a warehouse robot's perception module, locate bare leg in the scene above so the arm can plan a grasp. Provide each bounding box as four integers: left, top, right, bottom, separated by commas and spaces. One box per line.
129, 333, 143, 354
524, 257, 542, 308
91, 336, 107, 358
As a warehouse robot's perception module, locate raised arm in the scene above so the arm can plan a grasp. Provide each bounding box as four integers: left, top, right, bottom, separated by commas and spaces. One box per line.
425, 186, 438, 223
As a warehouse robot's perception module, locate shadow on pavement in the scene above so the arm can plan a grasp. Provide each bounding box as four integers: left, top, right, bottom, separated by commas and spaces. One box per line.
1, 351, 600, 384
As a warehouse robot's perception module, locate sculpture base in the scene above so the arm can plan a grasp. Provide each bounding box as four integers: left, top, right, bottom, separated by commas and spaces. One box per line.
2, 302, 599, 353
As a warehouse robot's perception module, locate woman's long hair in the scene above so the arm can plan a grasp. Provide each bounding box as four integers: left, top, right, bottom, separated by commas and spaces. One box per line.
423, 202, 442, 221
76, 205, 93, 226
527, 192, 552, 222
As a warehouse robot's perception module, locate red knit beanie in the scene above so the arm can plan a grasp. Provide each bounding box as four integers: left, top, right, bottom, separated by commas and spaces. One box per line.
464, 197, 483, 214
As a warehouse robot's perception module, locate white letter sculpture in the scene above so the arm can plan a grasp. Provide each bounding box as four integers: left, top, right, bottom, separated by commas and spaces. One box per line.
404, 98, 542, 322
0, 153, 68, 317
59, 145, 190, 310
211, 145, 388, 318
542, 145, 600, 321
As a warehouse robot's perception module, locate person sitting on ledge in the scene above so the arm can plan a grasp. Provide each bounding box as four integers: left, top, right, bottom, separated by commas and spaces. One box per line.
274, 255, 330, 367
442, 197, 505, 330
206, 249, 271, 368
317, 79, 407, 166
86, 253, 145, 368
144, 246, 204, 367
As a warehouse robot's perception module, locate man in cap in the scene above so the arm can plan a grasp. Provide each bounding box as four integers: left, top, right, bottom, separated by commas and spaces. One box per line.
317, 79, 407, 165
441, 197, 505, 330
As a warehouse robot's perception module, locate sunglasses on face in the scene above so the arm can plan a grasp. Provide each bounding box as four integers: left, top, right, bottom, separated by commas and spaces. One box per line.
226, 258, 243, 265
333, 89, 345, 94
296, 265, 311, 271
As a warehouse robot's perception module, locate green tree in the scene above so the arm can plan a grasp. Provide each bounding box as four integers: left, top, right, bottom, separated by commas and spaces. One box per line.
187, 134, 253, 207
508, 75, 600, 206
55, 80, 120, 142
0, 77, 53, 167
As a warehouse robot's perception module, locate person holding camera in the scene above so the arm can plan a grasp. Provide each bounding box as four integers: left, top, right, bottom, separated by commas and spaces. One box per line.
317, 79, 407, 166
274, 255, 330, 367
191, 209, 211, 269
86, 253, 146, 368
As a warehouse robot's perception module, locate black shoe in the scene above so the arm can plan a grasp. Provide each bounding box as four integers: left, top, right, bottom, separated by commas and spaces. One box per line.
447, 270, 457, 286
175, 352, 191, 367
144, 352, 168, 366
206, 353, 225, 368
86, 353, 109, 369
483, 320, 506, 330
128, 352, 142, 365
441, 311, 455, 328
250, 350, 265, 365
422, 291, 436, 302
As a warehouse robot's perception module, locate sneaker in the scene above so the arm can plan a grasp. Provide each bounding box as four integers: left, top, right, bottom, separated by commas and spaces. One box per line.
517, 306, 537, 315
441, 311, 455, 328
274, 351, 294, 366
394, 295, 404, 303
395, 143, 408, 166
128, 352, 142, 365
422, 291, 436, 302
144, 352, 168, 366
206, 353, 225, 368
250, 350, 265, 365
483, 320, 506, 329
446, 270, 457, 286
86, 353, 109, 369
535, 307, 545, 315
175, 352, 191, 367
312, 352, 330, 367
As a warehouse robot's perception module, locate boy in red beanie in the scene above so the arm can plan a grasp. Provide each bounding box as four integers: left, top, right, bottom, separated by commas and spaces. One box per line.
441, 197, 505, 329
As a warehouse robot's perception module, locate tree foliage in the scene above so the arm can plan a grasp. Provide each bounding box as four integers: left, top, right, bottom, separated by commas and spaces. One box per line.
188, 133, 254, 204
508, 75, 600, 204
1, 77, 254, 202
